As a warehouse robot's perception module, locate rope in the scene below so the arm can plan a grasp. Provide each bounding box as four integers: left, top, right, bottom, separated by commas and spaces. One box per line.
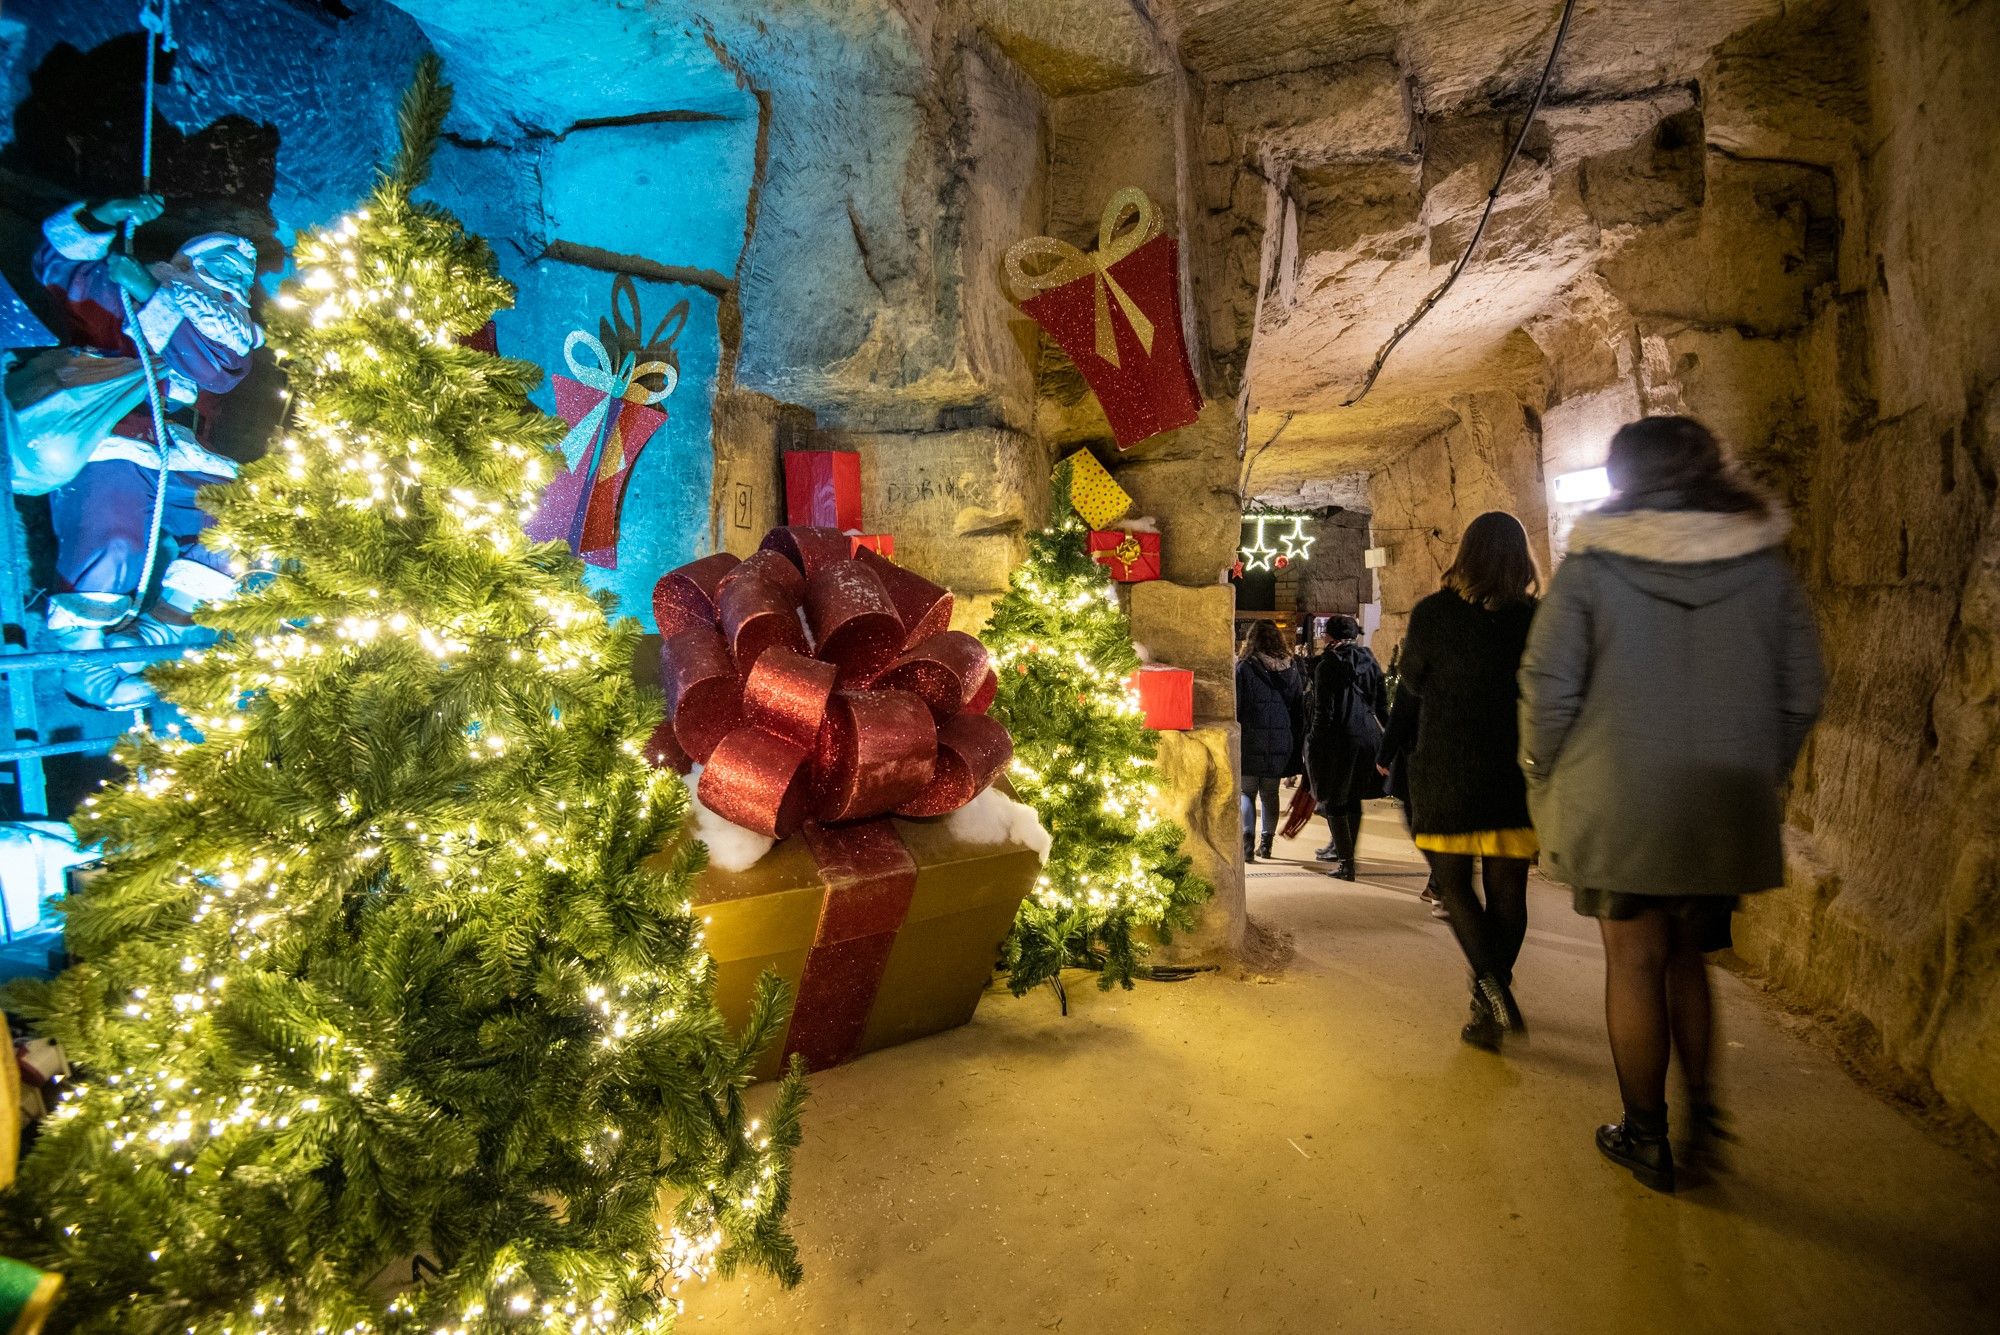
120, 0, 178, 615
1341, 0, 1578, 408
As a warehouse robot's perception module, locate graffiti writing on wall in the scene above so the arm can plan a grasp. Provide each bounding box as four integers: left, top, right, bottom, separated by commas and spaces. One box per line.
883, 475, 968, 506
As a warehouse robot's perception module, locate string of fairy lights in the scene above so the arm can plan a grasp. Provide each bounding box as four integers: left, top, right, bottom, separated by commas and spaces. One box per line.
48, 205, 782, 1330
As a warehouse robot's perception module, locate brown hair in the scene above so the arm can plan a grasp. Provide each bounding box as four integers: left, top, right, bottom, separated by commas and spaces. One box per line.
1238, 619, 1289, 661
1442, 511, 1541, 609
1601, 415, 1770, 515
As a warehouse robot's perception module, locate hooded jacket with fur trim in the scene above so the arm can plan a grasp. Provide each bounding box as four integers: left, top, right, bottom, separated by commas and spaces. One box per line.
1519, 505, 1825, 898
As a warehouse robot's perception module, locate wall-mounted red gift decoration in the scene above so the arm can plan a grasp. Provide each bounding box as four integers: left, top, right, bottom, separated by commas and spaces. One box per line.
1131, 663, 1194, 731
784, 450, 863, 531
849, 533, 895, 558
1006, 188, 1203, 449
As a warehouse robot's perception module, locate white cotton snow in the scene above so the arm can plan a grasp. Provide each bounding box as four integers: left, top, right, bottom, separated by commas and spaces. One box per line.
945, 787, 1052, 860
1132, 641, 1154, 664
1112, 515, 1159, 533
684, 764, 777, 872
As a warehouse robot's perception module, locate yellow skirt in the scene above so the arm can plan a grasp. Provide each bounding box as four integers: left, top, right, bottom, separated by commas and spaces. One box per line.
1413, 827, 1539, 858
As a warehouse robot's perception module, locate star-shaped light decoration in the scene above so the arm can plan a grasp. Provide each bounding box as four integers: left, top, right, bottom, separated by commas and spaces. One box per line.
1238, 515, 1282, 572
1278, 515, 1315, 562
1239, 512, 1314, 573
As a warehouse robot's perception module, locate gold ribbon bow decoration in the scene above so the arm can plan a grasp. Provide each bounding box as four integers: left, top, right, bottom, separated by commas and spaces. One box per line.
1113, 533, 1144, 577
1005, 187, 1164, 368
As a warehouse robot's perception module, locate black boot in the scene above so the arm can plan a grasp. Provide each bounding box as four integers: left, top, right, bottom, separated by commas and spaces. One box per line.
1475, 973, 1527, 1038
1243, 836, 1257, 864
1256, 836, 1274, 860
1597, 1107, 1675, 1193
1682, 1088, 1736, 1175
1461, 991, 1503, 1052
1333, 858, 1357, 882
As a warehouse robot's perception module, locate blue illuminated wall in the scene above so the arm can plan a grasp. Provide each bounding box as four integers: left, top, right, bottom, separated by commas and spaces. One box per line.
2, 0, 761, 630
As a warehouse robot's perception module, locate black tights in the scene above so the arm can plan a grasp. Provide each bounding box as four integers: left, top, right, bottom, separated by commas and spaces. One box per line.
1425, 853, 1530, 986
1598, 912, 1713, 1116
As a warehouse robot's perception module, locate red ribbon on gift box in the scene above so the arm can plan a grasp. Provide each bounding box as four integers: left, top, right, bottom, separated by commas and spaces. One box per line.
848, 533, 894, 558
649, 528, 1013, 1070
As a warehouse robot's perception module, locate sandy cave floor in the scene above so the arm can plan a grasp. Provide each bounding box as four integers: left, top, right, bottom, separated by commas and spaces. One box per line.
682, 806, 2000, 1334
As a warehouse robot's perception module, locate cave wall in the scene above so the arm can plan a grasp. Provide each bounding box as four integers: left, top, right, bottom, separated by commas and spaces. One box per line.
3, 0, 1063, 629
1367, 391, 1550, 655
1728, 0, 2000, 1132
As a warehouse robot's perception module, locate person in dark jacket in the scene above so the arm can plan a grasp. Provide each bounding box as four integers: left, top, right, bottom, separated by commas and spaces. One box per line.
1379, 512, 1540, 1050
1520, 416, 1824, 1193
1235, 620, 1305, 863
1306, 614, 1387, 880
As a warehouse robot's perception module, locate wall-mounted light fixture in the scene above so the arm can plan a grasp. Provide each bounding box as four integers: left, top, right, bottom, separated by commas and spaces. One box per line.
1553, 466, 1612, 505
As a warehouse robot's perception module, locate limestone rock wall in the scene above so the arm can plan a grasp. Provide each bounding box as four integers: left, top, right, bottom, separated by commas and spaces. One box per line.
1366, 392, 1549, 655
1727, 0, 2000, 1132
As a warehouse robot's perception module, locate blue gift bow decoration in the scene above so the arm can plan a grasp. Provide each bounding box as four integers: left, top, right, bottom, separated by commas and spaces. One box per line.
555, 329, 676, 472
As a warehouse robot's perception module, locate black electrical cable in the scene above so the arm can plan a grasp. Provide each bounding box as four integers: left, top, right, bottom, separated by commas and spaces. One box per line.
1341, 0, 1579, 407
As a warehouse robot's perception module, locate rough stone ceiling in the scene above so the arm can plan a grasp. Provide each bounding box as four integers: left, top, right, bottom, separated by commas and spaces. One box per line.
1162, 0, 1789, 499
1162, 0, 1780, 104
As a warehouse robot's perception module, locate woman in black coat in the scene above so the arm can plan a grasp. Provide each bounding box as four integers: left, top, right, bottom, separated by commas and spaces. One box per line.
1234, 620, 1305, 863
1378, 511, 1540, 1050
1306, 615, 1387, 881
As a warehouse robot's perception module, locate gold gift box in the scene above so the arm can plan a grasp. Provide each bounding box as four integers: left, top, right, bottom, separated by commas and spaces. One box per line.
673, 817, 1039, 1078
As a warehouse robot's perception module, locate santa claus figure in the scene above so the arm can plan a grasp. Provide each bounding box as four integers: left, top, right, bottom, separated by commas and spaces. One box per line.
27, 195, 260, 709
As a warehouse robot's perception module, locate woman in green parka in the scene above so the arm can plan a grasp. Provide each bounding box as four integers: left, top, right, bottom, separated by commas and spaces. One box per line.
1520, 416, 1824, 1194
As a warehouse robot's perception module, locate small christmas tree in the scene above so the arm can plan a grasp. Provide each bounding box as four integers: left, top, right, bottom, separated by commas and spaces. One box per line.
987, 461, 1211, 995
0, 60, 803, 1331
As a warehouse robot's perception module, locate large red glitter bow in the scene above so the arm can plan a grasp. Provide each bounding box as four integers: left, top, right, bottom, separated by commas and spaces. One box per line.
649, 528, 1011, 838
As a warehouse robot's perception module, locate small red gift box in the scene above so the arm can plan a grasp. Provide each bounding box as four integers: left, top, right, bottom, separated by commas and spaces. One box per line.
1131, 663, 1194, 731
1006, 189, 1203, 449
849, 533, 895, 558
1088, 529, 1160, 582
785, 450, 863, 531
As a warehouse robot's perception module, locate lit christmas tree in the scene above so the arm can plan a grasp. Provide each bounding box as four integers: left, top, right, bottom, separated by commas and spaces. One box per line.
0, 60, 803, 1332
987, 462, 1211, 996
